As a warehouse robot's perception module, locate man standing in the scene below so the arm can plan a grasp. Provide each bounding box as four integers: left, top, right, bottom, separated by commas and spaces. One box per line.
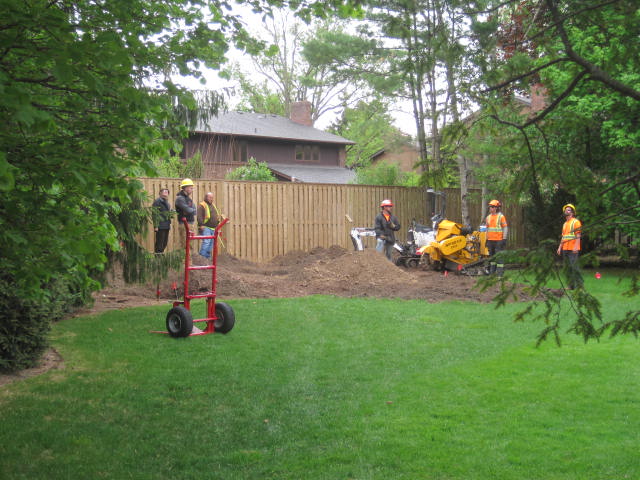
175, 178, 197, 247
197, 192, 220, 259
556, 203, 583, 289
374, 199, 401, 262
485, 199, 508, 276
151, 187, 172, 254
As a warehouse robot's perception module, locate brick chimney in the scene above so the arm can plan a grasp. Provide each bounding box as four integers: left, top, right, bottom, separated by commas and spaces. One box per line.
290, 100, 313, 126
530, 83, 548, 113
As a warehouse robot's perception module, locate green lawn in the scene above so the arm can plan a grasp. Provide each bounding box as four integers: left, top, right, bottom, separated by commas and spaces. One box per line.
1, 270, 639, 479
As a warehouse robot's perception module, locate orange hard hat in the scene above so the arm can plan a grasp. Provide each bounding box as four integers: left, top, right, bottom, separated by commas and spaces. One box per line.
488, 199, 501, 207
380, 199, 394, 207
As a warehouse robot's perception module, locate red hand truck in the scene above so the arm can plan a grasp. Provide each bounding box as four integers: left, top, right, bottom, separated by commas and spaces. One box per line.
161, 216, 235, 337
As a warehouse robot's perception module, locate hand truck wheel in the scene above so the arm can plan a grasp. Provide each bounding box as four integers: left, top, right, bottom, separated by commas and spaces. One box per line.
166, 306, 193, 338
213, 302, 235, 334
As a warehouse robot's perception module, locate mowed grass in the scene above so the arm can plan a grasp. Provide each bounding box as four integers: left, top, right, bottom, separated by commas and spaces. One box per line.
1, 270, 639, 479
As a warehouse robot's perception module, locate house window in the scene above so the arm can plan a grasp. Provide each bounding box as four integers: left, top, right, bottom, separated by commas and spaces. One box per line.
295, 144, 320, 162
234, 140, 248, 163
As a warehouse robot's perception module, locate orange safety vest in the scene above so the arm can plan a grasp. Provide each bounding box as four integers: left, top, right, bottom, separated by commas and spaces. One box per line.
561, 218, 581, 251
486, 213, 507, 241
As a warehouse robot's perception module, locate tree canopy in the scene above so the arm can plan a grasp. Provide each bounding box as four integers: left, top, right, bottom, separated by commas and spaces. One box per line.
223, 13, 378, 125
327, 99, 408, 169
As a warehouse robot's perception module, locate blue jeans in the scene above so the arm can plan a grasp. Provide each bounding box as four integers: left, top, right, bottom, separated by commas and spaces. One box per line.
376, 238, 393, 261
199, 227, 214, 258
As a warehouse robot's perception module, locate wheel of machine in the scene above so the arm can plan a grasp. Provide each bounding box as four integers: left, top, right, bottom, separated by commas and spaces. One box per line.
166, 306, 193, 338
214, 302, 235, 334
406, 258, 420, 268
391, 249, 404, 267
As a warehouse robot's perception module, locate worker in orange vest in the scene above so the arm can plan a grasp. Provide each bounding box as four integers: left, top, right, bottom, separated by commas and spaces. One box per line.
374, 199, 401, 261
485, 199, 508, 276
556, 203, 583, 289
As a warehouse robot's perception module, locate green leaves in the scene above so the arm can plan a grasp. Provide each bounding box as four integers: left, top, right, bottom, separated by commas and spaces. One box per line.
225, 157, 277, 182
0, 153, 16, 191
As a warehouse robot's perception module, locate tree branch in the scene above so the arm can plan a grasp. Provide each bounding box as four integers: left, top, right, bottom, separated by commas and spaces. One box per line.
483, 57, 570, 93
599, 170, 640, 195
488, 70, 588, 128
546, 0, 640, 101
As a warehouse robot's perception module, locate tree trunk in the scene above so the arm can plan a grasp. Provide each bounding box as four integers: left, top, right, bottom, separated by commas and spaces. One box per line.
459, 155, 471, 226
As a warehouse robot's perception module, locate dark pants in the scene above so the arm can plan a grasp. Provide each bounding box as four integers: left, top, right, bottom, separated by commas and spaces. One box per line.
562, 250, 583, 289
154, 228, 170, 253
486, 240, 505, 276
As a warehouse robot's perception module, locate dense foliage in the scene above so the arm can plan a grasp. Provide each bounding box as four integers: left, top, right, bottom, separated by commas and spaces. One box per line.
225, 157, 277, 181
352, 162, 419, 186
154, 152, 205, 179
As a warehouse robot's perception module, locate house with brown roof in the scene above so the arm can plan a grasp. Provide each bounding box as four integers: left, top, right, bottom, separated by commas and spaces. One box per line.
181, 101, 356, 184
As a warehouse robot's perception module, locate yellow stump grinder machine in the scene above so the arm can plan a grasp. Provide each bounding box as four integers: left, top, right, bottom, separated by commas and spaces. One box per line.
417, 215, 489, 275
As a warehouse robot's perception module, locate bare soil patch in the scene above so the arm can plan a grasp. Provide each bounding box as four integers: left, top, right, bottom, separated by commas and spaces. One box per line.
84, 246, 500, 315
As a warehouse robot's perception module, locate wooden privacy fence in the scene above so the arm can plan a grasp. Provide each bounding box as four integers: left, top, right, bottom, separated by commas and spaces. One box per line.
139, 178, 525, 263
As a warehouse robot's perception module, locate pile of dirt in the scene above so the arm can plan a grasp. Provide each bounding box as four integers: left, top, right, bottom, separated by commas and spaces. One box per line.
82, 246, 501, 315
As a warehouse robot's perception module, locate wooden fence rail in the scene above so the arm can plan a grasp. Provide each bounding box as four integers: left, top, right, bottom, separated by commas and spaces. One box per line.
139, 178, 525, 263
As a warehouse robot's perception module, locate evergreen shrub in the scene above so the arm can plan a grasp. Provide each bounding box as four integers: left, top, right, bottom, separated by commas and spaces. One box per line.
0, 276, 89, 373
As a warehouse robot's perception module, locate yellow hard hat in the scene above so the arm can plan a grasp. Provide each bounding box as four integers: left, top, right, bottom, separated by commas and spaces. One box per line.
180, 178, 194, 188
562, 203, 576, 215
